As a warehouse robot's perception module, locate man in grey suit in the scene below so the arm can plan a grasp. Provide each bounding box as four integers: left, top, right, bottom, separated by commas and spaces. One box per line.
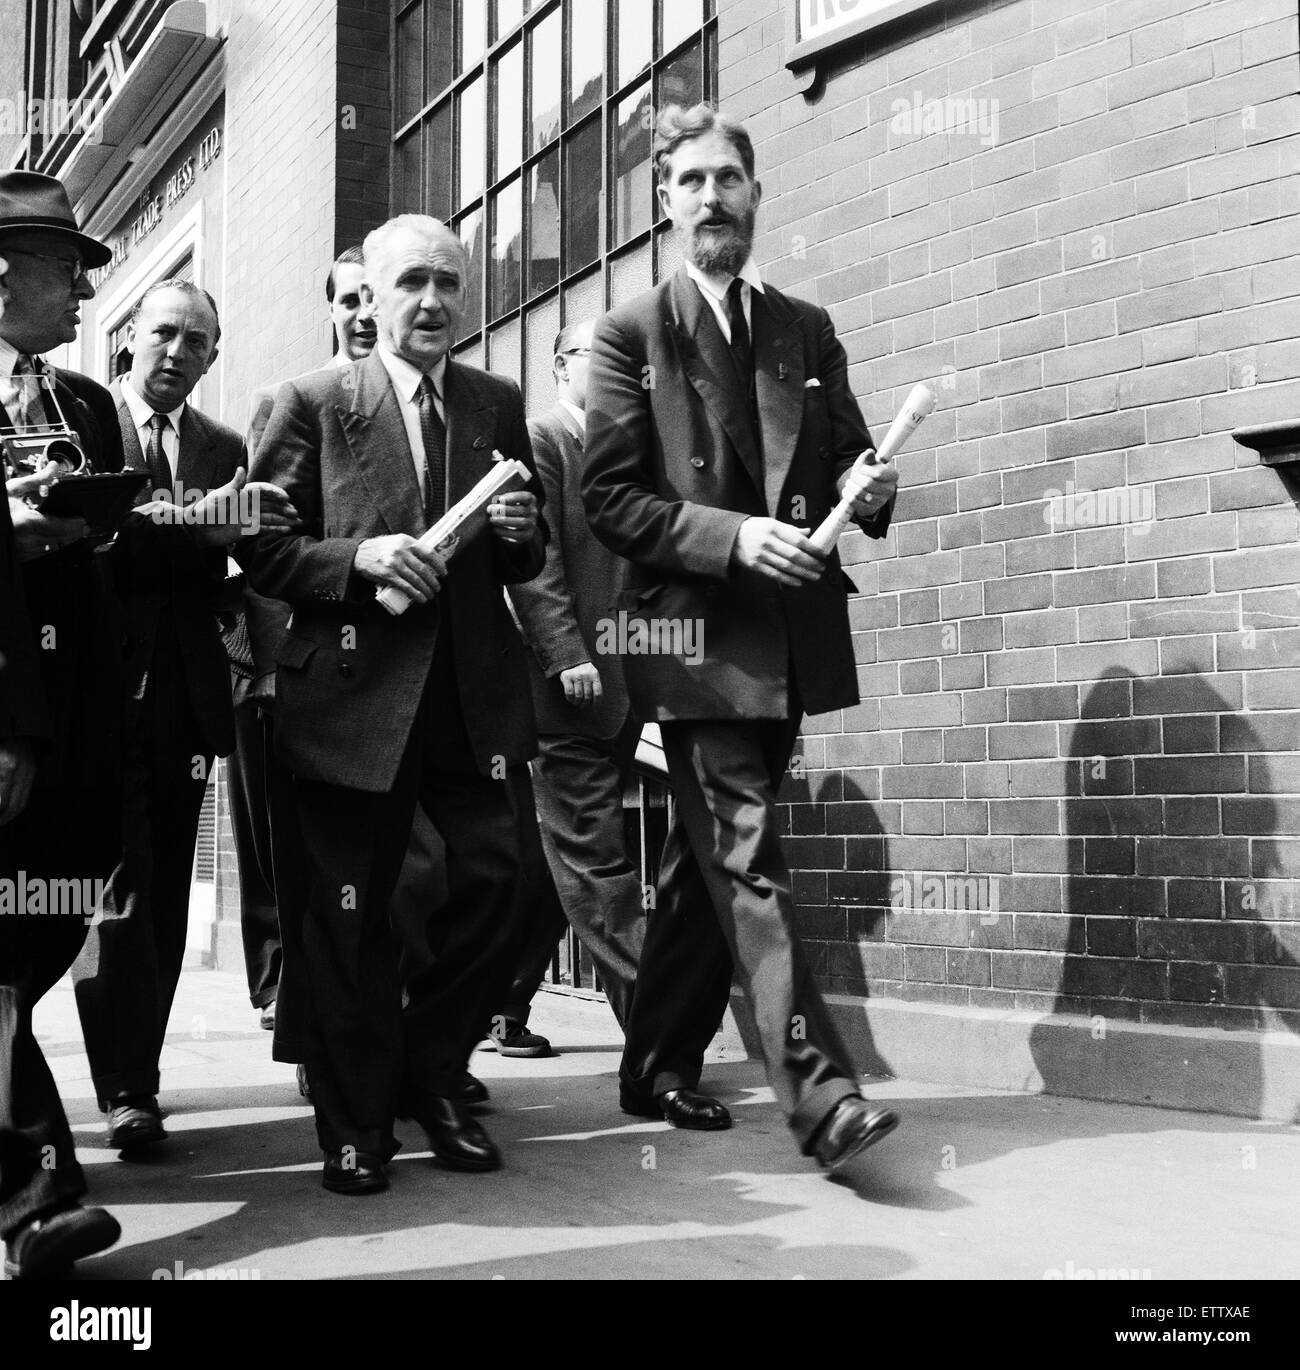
583, 105, 901, 1171
246, 214, 545, 1195
72, 280, 295, 1151
502, 319, 645, 1037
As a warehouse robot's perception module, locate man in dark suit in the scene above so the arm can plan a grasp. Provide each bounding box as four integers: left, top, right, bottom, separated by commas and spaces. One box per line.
583, 105, 902, 1172
246, 213, 545, 1195
0, 174, 124, 1276
502, 319, 644, 1038
71, 280, 295, 1151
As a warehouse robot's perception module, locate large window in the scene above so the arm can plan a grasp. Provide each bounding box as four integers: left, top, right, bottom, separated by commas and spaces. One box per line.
391, 0, 717, 402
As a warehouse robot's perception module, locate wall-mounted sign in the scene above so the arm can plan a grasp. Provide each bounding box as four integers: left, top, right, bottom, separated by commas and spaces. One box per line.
88, 117, 222, 291
786, 0, 942, 72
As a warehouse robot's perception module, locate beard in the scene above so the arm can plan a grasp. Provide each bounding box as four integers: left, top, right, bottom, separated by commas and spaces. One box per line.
684, 208, 756, 277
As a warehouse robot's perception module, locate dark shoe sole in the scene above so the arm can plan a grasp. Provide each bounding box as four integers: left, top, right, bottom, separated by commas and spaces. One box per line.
431, 1141, 501, 1173
321, 1173, 388, 1195
4, 1210, 121, 1280
820, 1109, 900, 1172
620, 1096, 732, 1130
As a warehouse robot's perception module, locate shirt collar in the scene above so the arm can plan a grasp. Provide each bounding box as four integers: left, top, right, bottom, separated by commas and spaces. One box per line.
120, 375, 185, 432
557, 396, 585, 434
376, 341, 447, 403
0, 336, 44, 381
684, 255, 764, 306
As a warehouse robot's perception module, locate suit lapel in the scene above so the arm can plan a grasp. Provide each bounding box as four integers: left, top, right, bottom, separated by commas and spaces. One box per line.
668, 269, 764, 500
338, 351, 424, 535
178, 405, 217, 493
110, 380, 154, 504
444, 360, 498, 505
751, 287, 805, 520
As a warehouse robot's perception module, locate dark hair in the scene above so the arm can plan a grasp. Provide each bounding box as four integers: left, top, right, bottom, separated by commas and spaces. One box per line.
130, 278, 221, 346
552, 320, 594, 357
325, 245, 365, 303
654, 103, 756, 185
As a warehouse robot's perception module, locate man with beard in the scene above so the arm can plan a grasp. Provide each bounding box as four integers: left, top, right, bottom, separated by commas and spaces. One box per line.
582, 105, 902, 1172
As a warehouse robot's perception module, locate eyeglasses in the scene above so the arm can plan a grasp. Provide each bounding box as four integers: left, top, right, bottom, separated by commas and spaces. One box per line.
560, 347, 592, 358
3, 247, 87, 288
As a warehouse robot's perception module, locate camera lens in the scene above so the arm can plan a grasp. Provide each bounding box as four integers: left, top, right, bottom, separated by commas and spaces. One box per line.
44, 437, 85, 472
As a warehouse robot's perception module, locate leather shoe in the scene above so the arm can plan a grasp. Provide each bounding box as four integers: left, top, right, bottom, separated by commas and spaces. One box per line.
455, 1071, 489, 1106
813, 1096, 899, 1172
487, 1019, 552, 1058
322, 1150, 388, 1195
410, 1096, 501, 1171
106, 1097, 165, 1151
656, 1088, 732, 1130
4, 1204, 121, 1279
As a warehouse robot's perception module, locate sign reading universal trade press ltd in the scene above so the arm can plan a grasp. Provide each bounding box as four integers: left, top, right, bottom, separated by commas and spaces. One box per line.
88, 115, 223, 290
786, 0, 942, 70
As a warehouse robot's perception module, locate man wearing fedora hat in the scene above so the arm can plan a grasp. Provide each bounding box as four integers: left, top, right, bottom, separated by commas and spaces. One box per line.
0, 170, 125, 1277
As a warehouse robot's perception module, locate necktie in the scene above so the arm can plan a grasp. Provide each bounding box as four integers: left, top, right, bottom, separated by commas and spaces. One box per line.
11, 353, 46, 430
417, 374, 447, 525
726, 278, 753, 389
145, 412, 171, 495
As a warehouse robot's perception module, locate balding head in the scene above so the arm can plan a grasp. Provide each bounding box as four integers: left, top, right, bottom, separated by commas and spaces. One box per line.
361, 215, 467, 370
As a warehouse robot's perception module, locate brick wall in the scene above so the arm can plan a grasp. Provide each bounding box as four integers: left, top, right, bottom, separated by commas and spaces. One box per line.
219, 0, 339, 421
720, 0, 1300, 1032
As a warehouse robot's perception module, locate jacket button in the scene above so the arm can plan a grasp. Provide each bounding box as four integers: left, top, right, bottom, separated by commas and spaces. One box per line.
338, 662, 352, 677
690, 457, 705, 469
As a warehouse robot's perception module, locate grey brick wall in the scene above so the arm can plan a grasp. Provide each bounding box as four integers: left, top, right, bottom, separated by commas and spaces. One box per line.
719, 0, 1300, 1031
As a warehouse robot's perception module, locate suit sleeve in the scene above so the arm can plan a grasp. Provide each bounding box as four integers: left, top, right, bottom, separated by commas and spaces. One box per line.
817, 305, 892, 540
242, 378, 364, 604
246, 385, 277, 462
506, 420, 587, 676
582, 311, 744, 581
489, 382, 547, 587
0, 491, 50, 746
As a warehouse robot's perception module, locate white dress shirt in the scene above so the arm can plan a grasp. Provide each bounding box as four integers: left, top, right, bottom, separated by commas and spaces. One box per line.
557, 396, 585, 435
119, 375, 185, 483
375, 342, 447, 504
684, 255, 765, 344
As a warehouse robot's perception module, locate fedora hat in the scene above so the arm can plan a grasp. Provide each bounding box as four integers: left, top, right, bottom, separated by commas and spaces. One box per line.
0, 170, 111, 269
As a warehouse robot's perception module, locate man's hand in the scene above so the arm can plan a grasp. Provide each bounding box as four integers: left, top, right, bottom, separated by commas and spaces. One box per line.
0, 739, 37, 826
731, 517, 827, 587
353, 534, 447, 603
7, 471, 88, 561
560, 661, 602, 707
487, 490, 539, 545
839, 448, 898, 521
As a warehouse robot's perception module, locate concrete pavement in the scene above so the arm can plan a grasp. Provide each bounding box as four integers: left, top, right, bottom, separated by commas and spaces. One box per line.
27, 966, 1300, 1281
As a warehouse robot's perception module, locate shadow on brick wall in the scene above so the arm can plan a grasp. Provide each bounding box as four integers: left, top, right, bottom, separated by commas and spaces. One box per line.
1032, 667, 1298, 1116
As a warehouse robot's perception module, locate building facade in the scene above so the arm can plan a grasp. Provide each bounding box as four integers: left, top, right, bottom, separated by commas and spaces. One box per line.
5, 0, 1297, 1117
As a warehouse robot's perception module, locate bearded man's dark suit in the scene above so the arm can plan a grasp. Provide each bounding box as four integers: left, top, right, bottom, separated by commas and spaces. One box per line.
582, 267, 892, 1152
245, 350, 544, 1158
504, 403, 643, 1030
70, 382, 243, 1108
0, 365, 125, 1239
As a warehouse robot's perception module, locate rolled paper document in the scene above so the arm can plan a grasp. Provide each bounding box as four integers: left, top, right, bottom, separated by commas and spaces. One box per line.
808, 382, 936, 555
376, 454, 531, 615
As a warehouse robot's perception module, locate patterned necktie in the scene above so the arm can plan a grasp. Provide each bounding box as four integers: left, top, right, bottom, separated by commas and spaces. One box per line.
416, 374, 447, 525
145, 412, 171, 495
11, 353, 46, 430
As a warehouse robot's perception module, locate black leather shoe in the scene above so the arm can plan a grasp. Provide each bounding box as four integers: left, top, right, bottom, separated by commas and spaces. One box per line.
411, 1096, 501, 1172
4, 1204, 121, 1279
321, 1150, 388, 1195
813, 1096, 899, 1172
455, 1071, 489, 1106
106, 1097, 165, 1152
656, 1088, 732, 1131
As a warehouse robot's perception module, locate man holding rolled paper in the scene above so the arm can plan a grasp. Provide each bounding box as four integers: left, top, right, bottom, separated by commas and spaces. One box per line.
245, 214, 545, 1194
583, 105, 903, 1172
